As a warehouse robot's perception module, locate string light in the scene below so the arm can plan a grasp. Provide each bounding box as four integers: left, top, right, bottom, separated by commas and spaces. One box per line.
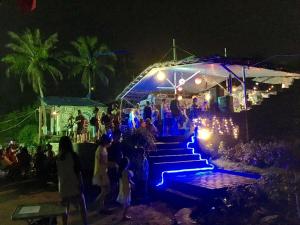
193, 116, 239, 139
177, 86, 183, 92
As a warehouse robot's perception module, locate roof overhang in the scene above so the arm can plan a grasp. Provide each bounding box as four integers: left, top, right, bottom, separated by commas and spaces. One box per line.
117, 57, 300, 102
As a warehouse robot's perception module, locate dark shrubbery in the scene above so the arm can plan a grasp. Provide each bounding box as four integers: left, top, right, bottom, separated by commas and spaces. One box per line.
218, 140, 299, 169
192, 171, 300, 225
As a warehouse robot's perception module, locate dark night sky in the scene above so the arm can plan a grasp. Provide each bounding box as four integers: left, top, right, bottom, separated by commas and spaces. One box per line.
1, 0, 300, 114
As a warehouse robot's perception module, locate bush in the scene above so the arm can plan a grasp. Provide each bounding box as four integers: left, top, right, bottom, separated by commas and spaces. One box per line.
218, 140, 295, 168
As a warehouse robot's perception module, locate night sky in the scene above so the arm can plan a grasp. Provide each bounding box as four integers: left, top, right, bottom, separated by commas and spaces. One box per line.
1, 0, 300, 114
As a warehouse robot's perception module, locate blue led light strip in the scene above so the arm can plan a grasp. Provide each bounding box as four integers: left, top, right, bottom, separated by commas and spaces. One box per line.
156, 134, 215, 186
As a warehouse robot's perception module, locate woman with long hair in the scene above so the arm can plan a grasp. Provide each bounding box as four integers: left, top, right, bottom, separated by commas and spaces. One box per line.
56, 136, 87, 225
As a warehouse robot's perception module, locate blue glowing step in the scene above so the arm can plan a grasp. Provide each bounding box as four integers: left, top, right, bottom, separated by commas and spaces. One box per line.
152, 160, 212, 173
149, 154, 200, 163
155, 142, 184, 149
156, 135, 186, 143
149, 148, 193, 156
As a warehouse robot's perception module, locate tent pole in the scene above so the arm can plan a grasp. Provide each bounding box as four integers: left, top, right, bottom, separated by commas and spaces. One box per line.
173, 38, 177, 95
172, 38, 177, 61
243, 66, 249, 141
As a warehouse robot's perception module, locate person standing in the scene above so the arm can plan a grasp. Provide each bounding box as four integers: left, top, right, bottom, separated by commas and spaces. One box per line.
56, 136, 87, 225
170, 94, 181, 135
75, 110, 85, 143
189, 97, 200, 120
90, 107, 100, 141
93, 134, 112, 212
160, 99, 170, 136
143, 101, 152, 120
107, 130, 124, 201
117, 157, 134, 220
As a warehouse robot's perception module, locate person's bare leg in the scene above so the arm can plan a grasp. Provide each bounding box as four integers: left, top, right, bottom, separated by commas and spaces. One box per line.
122, 206, 131, 220
62, 202, 70, 225
79, 194, 88, 225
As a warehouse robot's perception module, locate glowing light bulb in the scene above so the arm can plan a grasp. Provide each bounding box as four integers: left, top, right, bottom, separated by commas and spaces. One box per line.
156, 71, 166, 81
197, 128, 212, 141
205, 93, 211, 101
177, 95, 183, 101
178, 78, 185, 85
177, 86, 183, 92
195, 77, 202, 85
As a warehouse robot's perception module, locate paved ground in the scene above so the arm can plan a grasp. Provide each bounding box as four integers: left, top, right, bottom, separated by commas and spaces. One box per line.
170, 170, 258, 190
0, 178, 176, 225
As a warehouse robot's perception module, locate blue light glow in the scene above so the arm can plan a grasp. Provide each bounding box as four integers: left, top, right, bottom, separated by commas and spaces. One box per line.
156, 133, 215, 186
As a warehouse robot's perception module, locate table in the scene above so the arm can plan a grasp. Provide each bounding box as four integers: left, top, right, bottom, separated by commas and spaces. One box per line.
11, 202, 67, 225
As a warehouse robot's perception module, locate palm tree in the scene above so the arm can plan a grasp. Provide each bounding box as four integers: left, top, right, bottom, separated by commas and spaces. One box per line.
64, 36, 116, 98
1, 28, 62, 140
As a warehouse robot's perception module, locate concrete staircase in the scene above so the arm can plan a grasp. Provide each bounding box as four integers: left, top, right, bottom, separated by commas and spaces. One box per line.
149, 135, 214, 187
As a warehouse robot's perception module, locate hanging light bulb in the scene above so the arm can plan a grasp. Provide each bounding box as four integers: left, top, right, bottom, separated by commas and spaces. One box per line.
178, 78, 185, 85
195, 77, 202, 85
156, 71, 166, 81
177, 86, 183, 92
177, 95, 183, 101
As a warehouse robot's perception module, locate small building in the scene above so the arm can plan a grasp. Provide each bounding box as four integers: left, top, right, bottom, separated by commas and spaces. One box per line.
39, 96, 106, 139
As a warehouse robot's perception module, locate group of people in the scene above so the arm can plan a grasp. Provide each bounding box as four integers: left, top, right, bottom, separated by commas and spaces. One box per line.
92, 130, 148, 220
56, 130, 147, 224
67, 105, 120, 143
0, 143, 56, 182
128, 94, 210, 136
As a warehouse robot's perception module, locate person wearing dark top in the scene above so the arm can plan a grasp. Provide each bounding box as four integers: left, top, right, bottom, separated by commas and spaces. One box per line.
170, 94, 181, 135
143, 101, 152, 120
90, 107, 100, 141
108, 130, 124, 200
101, 112, 113, 134
189, 97, 200, 120
76, 110, 85, 143
34, 145, 47, 185
56, 136, 87, 225
17, 147, 32, 177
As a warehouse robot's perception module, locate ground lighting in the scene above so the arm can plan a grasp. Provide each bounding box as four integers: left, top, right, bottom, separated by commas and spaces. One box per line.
197, 128, 212, 141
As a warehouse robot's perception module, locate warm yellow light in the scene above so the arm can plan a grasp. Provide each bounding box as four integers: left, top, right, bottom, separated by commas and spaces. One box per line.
177, 95, 183, 101
197, 128, 212, 141
91, 87, 95, 91
205, 93, 211, 101
195, 77, 202, 85
156, 71, 166, 81
232, 86, 237, 92
52, 111, 58, 116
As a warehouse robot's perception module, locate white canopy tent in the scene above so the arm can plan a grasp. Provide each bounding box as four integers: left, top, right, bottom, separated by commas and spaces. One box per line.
117, 57, 300, 108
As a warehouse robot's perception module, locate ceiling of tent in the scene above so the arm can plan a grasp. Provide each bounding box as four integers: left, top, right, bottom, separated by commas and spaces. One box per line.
117, 60, 300, 102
